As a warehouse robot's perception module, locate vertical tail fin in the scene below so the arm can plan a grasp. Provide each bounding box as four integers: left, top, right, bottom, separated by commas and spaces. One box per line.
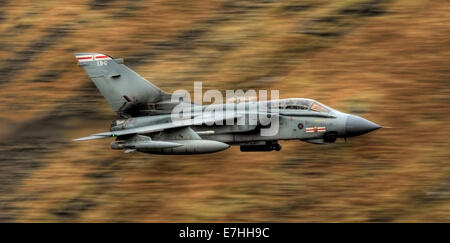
75, 53, 170, 117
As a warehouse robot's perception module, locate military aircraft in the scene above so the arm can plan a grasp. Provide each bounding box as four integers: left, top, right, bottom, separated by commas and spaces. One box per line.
74, 53, 381, 154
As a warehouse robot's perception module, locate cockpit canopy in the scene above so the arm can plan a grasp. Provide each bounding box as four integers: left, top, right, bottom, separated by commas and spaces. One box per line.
310, 102, 329, 112
278, 98, 330, 113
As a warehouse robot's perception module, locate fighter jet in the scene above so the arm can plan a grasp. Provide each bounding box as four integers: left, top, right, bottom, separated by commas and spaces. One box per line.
74, 53, 381, 154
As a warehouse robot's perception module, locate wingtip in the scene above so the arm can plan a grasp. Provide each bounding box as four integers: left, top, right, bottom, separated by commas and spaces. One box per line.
73, 135, 109, 141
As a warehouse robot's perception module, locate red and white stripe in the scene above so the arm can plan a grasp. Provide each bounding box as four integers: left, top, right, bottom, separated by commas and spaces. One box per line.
76, 55, 93, 62
94, 55, 111, 60
76, 54, 112, 62
305, 127, 326, 133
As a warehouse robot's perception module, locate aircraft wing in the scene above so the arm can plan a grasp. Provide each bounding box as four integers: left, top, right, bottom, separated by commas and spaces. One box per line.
73, 135, 112, 141
74, 114, 242, 141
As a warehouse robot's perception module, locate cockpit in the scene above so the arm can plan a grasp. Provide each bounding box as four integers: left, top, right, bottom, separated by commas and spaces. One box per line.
310, 102, 329, 112
283, 99, 311, 110
278, 98, 330, 113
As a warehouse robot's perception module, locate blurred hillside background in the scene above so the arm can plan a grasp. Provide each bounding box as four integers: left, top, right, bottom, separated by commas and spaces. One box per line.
0, 0, 449, 222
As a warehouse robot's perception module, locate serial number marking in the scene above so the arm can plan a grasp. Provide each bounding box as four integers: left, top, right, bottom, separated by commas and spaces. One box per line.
97, 60, 108, 66
224, 227, 269, 238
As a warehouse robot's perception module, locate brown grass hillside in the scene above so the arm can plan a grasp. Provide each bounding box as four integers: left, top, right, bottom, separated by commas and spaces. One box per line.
0, 0, 449, 222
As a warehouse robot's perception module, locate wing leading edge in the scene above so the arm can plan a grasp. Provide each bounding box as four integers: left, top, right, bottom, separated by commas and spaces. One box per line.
73, 114, 242, 141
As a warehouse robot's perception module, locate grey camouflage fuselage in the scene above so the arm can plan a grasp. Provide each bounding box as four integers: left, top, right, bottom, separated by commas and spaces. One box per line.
74, 53, 381, 154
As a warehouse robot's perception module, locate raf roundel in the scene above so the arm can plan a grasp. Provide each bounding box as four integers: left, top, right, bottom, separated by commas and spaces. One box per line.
298, 123, 304, 129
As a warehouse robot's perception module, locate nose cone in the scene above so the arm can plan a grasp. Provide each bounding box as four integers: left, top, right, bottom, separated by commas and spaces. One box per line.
345, 115, 381, 137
